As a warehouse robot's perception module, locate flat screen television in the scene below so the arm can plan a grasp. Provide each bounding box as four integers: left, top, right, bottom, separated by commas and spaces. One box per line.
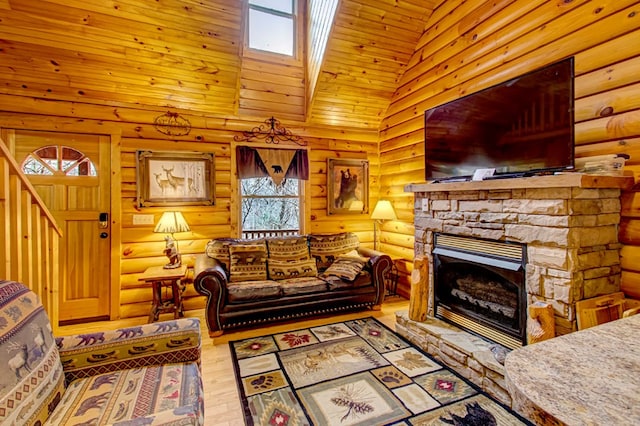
424, 57, 575, 181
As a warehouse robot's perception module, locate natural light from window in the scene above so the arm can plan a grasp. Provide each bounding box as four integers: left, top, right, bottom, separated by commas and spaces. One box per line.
22, 145, 97, 176
241, 177, 300, 237
248, 0, 294, 56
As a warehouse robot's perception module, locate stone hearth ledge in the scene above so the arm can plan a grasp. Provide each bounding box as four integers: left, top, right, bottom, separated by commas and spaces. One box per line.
504, 314, 640, 425
395, 310, 512, 406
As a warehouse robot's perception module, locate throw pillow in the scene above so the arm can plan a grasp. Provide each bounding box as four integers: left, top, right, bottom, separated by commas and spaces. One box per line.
309, 232, 360, 271
229, 242, 268, 283
320, 255, 367, 282
267, 236, 310, 261
205, 238, 234, 272
268, 258, 317, 280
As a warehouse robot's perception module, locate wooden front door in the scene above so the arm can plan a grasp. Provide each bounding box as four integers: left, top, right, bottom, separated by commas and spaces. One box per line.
14, 130, 111, 323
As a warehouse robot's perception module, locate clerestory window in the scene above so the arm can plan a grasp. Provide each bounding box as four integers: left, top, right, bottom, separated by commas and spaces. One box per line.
247, 0, 296, 57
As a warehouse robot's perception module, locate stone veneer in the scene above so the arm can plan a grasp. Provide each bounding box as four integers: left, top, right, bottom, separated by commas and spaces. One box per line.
399, 174, 633, 406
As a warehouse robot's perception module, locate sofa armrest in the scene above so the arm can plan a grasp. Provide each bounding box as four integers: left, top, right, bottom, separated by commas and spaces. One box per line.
357, 247, 392, 305
193, 254, 229, 337
56, 318, 201, 383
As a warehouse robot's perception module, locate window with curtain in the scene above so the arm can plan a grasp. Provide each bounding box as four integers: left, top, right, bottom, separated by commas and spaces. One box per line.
237, 146, 308, 238
241, 177, 300, 237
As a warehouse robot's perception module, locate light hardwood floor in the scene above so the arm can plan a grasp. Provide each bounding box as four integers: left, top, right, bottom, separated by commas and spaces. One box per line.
58, 296, 410, 426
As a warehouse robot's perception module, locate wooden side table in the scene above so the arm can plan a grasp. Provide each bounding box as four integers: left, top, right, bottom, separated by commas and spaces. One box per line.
139, 264, 187, 322
385, 256, 401, 296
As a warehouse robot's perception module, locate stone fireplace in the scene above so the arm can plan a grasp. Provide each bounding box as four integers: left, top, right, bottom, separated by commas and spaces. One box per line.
398, 173, 633, 405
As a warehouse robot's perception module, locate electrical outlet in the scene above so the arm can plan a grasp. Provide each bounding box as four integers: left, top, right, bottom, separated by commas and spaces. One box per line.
421, 198, 429, 212
133, 214, 155, 225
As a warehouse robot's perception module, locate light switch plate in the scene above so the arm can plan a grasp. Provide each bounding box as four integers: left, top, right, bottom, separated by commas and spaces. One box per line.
421, 198, 429, 212
133, 214, 155, 225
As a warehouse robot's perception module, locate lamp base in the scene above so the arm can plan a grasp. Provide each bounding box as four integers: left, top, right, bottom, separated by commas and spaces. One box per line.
162, 235, 182, 269
163, 261, 182, 269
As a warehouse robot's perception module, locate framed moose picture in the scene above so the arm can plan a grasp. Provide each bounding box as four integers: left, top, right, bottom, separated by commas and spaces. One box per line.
327, 158, 369, 215
137, 150, 215, 207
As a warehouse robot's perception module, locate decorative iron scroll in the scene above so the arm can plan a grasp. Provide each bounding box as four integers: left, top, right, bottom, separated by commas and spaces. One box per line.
234, 117, 307, 146
153, 112, 192, 136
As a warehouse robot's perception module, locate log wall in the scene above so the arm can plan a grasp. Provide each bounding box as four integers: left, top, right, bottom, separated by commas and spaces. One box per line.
379, 0, 640, 298
0, 96, 379, 318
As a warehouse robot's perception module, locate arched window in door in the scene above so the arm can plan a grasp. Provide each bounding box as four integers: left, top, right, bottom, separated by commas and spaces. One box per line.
21, 145, 97, 176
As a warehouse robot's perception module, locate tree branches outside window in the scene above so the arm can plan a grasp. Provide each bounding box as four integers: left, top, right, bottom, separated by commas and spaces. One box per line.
241, 177, 299, 232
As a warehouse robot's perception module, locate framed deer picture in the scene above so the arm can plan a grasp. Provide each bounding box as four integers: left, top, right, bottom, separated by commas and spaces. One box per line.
136, 150, 215, 207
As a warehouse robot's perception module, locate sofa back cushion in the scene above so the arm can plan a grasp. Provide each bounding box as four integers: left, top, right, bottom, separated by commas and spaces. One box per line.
205, 238, 234, 272
0, 280, 66, 426
267, 258, 318, 280
309, 232, 360, 271
266, 236, 310, 261
229, 241, 268, 282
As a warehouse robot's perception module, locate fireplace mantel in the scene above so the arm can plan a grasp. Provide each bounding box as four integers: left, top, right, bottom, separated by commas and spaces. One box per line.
405, 173, 633, 193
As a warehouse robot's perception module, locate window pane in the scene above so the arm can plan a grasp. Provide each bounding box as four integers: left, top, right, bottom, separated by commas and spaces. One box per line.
249, 0, 293, 14
241, 177, 300, 232
22, 157, 53, 175
249, 9, 293, 56
42, 158, 59, 170
242, 197, 299, 230
65, 158, 97, 176
35, 146, 58, 160
241, 177, 298, 196
61, 146, 83, 160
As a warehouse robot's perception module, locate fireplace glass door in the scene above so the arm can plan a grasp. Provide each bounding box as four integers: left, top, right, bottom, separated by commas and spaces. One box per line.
433, 234, 527, 349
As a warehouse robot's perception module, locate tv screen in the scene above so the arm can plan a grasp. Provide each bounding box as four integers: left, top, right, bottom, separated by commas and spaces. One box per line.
424, 57, 575, 181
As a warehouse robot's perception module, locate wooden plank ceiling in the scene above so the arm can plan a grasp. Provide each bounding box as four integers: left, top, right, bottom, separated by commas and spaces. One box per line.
0, 0, 437, 130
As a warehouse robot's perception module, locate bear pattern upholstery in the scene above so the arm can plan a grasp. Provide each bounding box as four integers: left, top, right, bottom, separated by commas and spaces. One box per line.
0, 280, 204, 426
0, 280, 66, 425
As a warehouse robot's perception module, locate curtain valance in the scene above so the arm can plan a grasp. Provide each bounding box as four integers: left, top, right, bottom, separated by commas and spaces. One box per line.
236, 146, 309, 184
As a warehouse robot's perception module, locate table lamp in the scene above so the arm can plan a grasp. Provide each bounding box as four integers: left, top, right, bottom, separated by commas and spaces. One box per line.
154, 211, 190, 269
371, 200, 397, 251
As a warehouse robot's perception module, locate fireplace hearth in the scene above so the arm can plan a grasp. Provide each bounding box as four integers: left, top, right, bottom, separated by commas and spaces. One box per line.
433, 234, 526, 349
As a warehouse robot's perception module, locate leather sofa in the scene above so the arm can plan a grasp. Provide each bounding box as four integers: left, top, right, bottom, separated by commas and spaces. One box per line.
0, 280, 204, 425
193, 233, 391, 337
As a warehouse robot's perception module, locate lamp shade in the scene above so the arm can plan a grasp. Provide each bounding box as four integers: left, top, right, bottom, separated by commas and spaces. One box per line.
154, 211, 191, 234
371, 200, 397, 220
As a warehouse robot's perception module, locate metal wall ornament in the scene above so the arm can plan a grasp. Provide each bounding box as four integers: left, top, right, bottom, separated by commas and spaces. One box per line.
234, 117, 307, 146
153, 111, 192, 136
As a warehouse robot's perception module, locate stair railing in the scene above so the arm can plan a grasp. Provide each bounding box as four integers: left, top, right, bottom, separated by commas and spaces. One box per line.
0, 135, 62, 330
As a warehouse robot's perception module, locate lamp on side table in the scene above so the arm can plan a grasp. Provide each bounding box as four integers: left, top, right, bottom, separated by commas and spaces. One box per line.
154, 211, 190, 269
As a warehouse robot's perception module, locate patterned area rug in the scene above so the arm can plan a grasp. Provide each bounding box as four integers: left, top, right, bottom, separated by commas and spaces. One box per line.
229, 317, 531, 425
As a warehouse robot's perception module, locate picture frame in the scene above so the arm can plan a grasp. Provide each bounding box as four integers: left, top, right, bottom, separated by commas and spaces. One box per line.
327, 158, 369, 215
137, 150, 215, 207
